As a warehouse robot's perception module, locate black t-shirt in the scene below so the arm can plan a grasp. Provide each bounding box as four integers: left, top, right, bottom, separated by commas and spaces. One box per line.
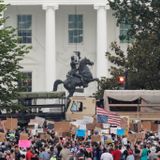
15, 151, 21, 160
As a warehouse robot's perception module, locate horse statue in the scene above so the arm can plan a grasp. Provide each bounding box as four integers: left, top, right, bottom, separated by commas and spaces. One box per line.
53, 56, 99, 97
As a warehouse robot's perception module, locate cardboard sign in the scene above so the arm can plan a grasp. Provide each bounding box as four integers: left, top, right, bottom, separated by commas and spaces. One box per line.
54, 122, 71, 134
35, 117, 45, 126
18, 140, 31, 148
91, 135, 101, 142
20, 133, 28, 140
86, 123, 95, 130
136, 132, 145, 141
40, 133, 50, 140
120, 117, 129, 129
5, 118, 18, 130
128, 134, 136, 144
141, 121, 151, 131
47, 120, 54, 129
62, 132, 72, 137
95, 123, 103, 129
0, 132, 6, 142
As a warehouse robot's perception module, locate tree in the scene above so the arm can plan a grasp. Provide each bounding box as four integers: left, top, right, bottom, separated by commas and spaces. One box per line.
0, 1, 30, 109
95, 0, 160, 98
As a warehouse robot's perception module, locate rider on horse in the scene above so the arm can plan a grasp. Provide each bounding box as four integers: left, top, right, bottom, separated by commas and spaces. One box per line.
67, 51, 88, 87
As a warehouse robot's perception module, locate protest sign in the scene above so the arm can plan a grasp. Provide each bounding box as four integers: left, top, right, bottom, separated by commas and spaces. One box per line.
136, 132, 145, 141
86, 123, 95, 130
54, 122, 71, 134
103, 123, 110, 129
35, 117, 45, 126
117, 128, 125, 136
83, 116, 94, 123
76, 129, 86, 137
141, 121, 158, 132
20, 133, 28, 140
110, 127, 117, 134
101, 129, 109, 135
18, 140, 31, 148
91, 135, 101, 142
0, 120, 6, 133
40, 133, 50, 140
120, 116, 129, 129
62, 132, 71, 137
5, 118, 18, 130
47, 120, 54, 130
0, 132, 6, 142
128, 134, 136, 144
79, 124, 86, 130
95, 123, 103, 129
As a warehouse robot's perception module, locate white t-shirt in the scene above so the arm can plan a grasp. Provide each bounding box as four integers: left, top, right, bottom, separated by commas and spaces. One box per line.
100, 152, 113, 160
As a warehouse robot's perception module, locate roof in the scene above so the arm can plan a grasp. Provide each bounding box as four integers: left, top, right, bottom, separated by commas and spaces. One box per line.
103, 90, 160, 104
18, 91, 65, 99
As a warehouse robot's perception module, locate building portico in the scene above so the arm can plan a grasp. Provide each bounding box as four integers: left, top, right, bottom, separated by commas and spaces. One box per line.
4, 0, 117, 95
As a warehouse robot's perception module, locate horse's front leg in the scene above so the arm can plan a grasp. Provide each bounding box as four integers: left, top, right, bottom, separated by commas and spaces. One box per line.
67, 89, 75, 98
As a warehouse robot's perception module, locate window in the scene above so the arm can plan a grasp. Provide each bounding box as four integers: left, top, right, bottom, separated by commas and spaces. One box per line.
18, 72, 32, 92
17, 15, 32, 43
119, 21, 132, 43
18, 72, 32, 106
68, 15, 83, 43
70, 101, 83, 112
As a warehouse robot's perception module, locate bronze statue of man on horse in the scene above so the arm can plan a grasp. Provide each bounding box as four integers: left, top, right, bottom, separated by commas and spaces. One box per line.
53, 51, 98, 97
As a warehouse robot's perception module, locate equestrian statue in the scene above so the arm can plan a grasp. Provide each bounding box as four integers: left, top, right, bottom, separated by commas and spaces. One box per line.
53, 51, 99, 97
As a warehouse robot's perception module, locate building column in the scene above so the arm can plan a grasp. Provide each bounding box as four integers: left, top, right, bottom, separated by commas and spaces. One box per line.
43, 5, 58, 91
94, 5, 109, 78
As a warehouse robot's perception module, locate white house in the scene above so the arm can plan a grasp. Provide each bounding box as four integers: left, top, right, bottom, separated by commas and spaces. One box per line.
4, 0, 129, 96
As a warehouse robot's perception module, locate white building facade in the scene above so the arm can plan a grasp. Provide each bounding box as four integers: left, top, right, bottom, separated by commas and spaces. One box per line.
4, 0, 128, 96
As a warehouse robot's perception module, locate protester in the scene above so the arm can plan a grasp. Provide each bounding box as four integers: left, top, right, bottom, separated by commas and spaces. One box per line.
100, 148, 113, 160
1, 118, 160, 160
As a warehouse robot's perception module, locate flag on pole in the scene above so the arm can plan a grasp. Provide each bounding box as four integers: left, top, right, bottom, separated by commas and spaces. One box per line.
96, 107, 121, 126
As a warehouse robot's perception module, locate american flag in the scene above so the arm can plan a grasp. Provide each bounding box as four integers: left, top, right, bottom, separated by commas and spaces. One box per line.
96, 107, 121, 126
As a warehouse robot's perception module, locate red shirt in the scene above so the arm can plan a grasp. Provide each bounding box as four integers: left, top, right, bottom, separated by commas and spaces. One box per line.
26, 151, 33, 160
112, 149, 122, 160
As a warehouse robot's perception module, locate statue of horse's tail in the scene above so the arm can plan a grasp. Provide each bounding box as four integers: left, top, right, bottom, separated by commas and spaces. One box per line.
53, 79, 63, 91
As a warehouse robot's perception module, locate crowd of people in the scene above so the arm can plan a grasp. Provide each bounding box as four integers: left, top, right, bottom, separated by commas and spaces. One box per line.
0, 124, 160, 160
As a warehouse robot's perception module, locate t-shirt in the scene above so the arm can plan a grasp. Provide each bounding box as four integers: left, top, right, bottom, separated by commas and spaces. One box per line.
112, 149, 122, 160
100, 152, 113, 160
26, 151, 33, 160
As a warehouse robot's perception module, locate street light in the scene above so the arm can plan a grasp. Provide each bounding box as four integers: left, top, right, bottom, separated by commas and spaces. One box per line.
118, 76, 125, 85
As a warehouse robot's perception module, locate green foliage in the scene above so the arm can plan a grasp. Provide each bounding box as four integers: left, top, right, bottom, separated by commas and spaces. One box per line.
0, 1, 30, 109
95, 0, 160, 98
